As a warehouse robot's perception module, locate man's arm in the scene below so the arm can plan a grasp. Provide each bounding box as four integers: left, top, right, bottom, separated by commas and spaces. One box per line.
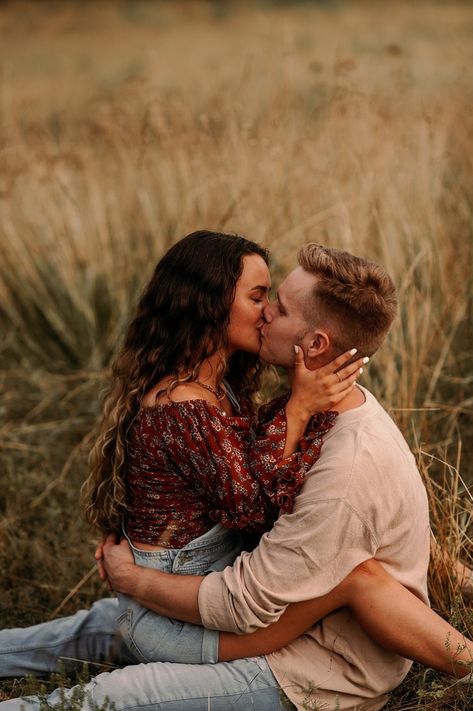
100, 495, 377, 635
198, 498, 377, 634
100, 536, 204, 625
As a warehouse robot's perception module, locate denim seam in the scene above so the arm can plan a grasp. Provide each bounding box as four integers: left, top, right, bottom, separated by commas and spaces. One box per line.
0, 630, 118, 654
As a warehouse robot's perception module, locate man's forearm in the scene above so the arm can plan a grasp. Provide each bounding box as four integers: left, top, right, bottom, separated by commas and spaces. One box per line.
131, 568, 203, 624
103, 539, 204, 625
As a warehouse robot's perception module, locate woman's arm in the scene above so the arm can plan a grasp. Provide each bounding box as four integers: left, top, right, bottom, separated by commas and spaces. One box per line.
281, 347, 364, 458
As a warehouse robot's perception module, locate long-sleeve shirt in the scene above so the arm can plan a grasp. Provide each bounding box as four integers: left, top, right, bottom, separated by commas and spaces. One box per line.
126, 394, 337, 548
198, 386, 431, 711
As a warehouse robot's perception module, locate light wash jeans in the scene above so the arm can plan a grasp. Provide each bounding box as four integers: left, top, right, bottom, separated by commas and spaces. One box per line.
0, 598, 293, 710
0, 522, 295, 710
117, 523, 245, 663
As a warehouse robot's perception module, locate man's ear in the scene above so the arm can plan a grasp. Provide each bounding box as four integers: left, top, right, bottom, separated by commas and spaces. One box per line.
305, 330, 331, 359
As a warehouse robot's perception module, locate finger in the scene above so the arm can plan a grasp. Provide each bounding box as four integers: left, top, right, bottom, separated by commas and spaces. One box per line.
95, 559, 106, 581
316, 348, 358, 376
340, 367, 363, 389
335, 356, 369, 382
328, 375, 360, 406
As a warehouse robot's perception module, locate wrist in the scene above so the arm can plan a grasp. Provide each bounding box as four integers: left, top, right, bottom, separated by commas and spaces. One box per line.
111, 562, 136, 595
286, 396, 313, 425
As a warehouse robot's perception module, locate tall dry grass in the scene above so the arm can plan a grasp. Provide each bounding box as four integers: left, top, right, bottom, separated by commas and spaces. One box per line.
0, 1, 472, 708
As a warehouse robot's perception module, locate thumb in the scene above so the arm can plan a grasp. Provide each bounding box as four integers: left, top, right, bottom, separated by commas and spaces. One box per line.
293, 344, 306, 368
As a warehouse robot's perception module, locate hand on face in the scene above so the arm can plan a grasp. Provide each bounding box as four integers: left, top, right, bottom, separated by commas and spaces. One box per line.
290, 347, 368, 417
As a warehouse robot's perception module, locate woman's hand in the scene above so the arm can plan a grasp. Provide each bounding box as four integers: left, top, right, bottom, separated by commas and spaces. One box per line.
289, 347, 368, 421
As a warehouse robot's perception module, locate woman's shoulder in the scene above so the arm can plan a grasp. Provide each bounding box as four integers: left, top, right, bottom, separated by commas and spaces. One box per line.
141, 382, 218, 409
138, 385, 252, 431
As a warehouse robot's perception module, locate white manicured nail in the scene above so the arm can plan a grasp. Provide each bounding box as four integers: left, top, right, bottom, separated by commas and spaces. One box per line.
350, 348, 357, 355
294, 345, 300, 354
359, 368, 363, 375
362, 356, 370, 364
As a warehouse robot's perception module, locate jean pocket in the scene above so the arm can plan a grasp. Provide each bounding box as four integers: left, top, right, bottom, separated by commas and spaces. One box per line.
118, 599, 187, 664
116, 603, 149, 664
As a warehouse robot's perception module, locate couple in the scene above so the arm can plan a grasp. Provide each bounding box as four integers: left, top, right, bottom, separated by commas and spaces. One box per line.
1, 231, 472, 711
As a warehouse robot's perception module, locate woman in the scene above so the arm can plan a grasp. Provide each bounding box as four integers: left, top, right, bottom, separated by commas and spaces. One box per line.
83, 229, 362, 664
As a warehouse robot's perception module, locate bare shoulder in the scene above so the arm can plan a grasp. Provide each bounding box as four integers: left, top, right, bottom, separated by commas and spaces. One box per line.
142, 380, 216, 408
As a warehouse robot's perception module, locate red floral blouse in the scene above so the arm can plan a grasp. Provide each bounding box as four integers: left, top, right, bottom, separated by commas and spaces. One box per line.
126, 394, 337, 548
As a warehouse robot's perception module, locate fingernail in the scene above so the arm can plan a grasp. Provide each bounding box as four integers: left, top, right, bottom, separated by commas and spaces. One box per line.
362, 356, 369, 364
294, 345, 300, 354
350, 348, 357, 355
359, 368, 363, 375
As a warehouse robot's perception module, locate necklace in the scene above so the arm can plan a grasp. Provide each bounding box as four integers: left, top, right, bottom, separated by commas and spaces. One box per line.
194, 379, 226, 401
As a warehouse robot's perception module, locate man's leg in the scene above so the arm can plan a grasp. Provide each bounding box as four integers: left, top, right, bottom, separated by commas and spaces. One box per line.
0, 598, 135, 677
0, 656, 293, 711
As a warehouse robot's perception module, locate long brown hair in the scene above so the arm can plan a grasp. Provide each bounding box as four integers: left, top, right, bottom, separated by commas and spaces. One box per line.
83, 230, 269, 535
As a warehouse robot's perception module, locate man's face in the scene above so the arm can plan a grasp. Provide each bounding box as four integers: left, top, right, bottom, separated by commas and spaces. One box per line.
260, 266, 317, 368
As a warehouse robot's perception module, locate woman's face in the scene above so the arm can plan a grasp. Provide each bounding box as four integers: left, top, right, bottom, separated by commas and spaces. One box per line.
227, 254, 271, 355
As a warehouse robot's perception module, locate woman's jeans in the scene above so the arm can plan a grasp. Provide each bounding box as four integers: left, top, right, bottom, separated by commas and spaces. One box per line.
117, 523, 245, 664
0, 600, 291, 711
0, 522, 295, 710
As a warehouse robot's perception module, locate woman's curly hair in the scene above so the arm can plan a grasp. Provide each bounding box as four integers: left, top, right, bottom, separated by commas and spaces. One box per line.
82, 230, 269, 535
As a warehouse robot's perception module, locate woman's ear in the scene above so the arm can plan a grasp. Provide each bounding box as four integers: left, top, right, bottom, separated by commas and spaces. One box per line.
305, 330, 331, 359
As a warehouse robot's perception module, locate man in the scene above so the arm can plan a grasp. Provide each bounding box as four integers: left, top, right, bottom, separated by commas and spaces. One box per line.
1, 245, 471, 710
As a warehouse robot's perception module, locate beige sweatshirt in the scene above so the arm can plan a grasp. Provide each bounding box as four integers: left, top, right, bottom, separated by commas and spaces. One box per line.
199, 386, 431, 711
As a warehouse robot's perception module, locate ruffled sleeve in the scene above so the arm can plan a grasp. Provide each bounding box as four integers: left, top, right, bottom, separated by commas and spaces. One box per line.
133, 396, 337, 538
252, 394, 338, 514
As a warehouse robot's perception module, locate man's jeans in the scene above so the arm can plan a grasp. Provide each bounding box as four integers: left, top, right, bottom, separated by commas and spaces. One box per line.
118, 523, 243, 663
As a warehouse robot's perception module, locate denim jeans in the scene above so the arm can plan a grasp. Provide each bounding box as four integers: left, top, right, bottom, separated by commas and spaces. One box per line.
117, 523, 245, 664
0, 599, 294, 710
0, 520, 295, 710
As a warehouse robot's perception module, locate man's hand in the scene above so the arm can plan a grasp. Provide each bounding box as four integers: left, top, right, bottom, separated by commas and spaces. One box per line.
94, 538, 109, 583
97, 534, 136, 594
94, 534, 204, 624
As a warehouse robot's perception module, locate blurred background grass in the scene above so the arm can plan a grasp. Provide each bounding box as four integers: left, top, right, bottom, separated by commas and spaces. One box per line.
0, 1, 472, 708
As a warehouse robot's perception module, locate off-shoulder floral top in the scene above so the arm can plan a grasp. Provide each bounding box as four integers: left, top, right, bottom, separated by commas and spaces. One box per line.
126, 391, 337, 548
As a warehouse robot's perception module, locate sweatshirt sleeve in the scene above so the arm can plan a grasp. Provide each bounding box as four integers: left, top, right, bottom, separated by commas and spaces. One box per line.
198, 497, 378, 633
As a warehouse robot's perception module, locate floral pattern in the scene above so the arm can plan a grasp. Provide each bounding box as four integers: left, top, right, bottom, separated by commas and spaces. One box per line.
126, 395, 337, 547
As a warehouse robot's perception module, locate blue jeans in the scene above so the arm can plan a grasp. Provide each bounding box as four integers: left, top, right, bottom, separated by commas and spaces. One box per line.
117, 523, 245, 664
0, 599, 293, 710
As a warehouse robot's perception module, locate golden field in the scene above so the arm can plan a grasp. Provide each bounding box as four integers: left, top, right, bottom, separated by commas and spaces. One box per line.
0, 1, 472, 708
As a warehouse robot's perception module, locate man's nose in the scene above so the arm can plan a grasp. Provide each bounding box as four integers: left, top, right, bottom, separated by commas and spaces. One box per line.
263, 303, 274, 323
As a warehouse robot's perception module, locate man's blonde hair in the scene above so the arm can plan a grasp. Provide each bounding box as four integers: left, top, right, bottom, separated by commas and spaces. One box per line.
298, 244, 398, 357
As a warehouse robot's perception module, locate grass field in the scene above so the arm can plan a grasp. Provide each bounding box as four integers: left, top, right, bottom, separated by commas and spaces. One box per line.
0, 1, 472, 708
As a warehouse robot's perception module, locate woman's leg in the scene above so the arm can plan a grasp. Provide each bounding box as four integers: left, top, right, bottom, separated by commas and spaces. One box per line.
0, 656, 291, 711
0, 598, 135, 678
219, 560, 473, 679
118, 524, 243, 664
